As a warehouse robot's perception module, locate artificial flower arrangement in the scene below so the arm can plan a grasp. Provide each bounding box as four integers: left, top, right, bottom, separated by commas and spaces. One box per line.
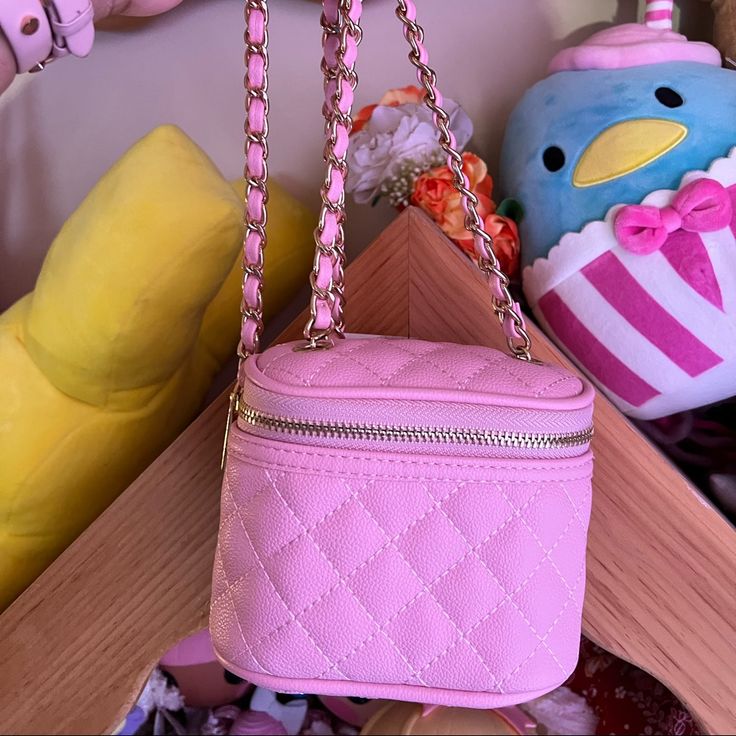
346, 86, 522, 277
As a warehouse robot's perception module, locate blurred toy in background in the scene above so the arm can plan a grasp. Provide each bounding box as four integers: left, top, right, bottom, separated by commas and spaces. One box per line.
710, 470, 736, 517
520, 688, 596, 736
159, 630, 251, 709
0, 125, 315, 610
227, 708, 287, 735
114, 668, 187, 736
347, 85, 522, 278
636, 395, 736, 521
564, 639, 698, 736
203, 692, 358, 736
121, 633, 704, 736
500, 0, 736, 421
318, 697, 387, 728
360, 702, 537, 735
247, 688, 309, 735
704, 0, 736, 63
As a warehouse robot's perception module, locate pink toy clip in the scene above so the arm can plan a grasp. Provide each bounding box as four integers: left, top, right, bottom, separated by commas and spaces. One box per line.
0, 0, 94, 74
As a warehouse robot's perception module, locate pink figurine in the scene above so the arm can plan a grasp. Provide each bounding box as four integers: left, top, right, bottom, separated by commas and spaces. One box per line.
159, 629, 251, 708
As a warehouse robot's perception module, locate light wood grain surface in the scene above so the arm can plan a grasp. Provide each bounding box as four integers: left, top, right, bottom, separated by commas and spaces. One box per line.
0, 208, 733, 734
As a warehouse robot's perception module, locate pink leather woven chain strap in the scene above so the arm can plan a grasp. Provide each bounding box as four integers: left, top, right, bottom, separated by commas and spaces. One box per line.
239, 0, 363, 367
237, 0, 534, 382
304, 0, 363, 342
238, 0, 270, 379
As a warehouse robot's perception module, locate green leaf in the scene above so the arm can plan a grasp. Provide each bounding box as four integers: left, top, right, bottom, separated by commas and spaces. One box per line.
496, 197, 524, 224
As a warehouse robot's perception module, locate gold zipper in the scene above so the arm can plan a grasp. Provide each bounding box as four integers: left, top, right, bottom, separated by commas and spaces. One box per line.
239, 404, 593, 450
221, 391, 241, 470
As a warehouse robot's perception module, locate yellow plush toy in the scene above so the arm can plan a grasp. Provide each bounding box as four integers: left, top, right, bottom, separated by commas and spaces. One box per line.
0, 125, 314, 609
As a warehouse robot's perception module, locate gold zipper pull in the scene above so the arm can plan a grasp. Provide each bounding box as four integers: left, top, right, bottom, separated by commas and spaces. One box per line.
221, 390, 240, 470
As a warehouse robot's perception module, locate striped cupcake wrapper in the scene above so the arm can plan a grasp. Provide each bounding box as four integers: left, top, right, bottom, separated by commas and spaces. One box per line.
524, 151, 736, 420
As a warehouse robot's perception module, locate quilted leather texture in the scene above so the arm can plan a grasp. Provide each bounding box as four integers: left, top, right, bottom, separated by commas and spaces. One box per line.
211, 429, 593, 707
255, 338, 585, 400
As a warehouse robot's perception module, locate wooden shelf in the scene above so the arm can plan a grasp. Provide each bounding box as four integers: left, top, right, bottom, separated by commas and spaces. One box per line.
1, 208, 734, 735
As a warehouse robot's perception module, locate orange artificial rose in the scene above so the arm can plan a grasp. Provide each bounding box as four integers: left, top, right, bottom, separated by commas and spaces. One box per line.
411, 152, 494, 241
352, 85, 426, 133
457, 213, 521, 279
377, 85, 425, 106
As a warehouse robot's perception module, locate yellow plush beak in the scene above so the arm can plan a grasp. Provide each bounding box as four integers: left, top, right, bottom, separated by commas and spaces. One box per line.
573, 119, 688, 188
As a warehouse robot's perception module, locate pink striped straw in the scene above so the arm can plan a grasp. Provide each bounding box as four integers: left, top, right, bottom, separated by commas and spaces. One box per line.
644, 0, 674, 30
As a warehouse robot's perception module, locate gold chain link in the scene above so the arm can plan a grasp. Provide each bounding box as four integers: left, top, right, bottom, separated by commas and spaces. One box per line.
239, 0, 270, 364
303, 0, 362, 348
226, 0, 271, 468
395, 0, 533, 361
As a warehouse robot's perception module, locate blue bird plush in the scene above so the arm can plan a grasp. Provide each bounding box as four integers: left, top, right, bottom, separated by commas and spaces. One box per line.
498, 15, 736, 420
500, 24, 726, 269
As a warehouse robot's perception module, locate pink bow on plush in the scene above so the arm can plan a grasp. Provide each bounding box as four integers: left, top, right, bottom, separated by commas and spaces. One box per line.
614, 178, 733, 254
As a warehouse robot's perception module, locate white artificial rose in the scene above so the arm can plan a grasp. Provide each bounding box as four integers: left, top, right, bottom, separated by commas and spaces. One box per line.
346, 99, 473, 204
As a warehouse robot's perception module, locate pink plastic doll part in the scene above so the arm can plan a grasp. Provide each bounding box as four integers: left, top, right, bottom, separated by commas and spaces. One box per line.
159, 629, 251, 708
0, 0, 185, 96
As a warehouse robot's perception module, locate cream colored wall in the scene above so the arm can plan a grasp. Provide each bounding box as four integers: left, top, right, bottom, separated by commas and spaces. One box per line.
0, 0, 711, 309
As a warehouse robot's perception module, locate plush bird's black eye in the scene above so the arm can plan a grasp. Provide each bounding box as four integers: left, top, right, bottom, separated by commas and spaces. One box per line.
543, 146, 566, 172
655, 87, 684, 108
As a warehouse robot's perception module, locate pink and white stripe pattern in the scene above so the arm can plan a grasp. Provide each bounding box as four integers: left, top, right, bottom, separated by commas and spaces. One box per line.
645, 0, 674, 30
523, 152, 736, 420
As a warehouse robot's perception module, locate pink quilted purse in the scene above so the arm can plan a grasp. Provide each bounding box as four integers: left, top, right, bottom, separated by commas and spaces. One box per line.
210, 0, 595, 709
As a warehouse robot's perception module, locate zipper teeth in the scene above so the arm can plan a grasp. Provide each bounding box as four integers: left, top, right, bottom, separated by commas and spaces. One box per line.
239, 404, 593, 450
